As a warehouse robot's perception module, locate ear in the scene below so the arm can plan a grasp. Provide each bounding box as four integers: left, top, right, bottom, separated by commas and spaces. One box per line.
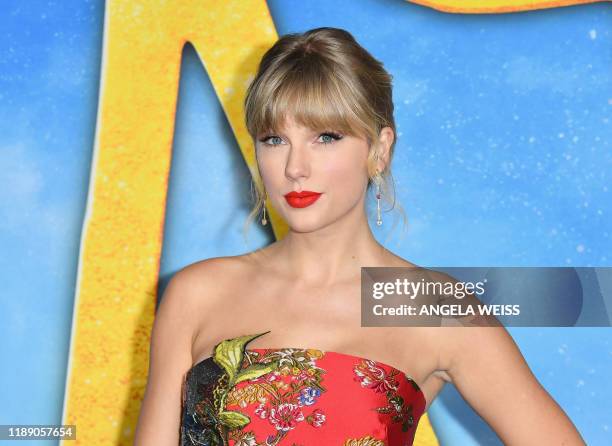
375, 126, 394, 172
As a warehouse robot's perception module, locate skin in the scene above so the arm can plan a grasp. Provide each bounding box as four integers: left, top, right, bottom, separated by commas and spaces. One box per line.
134, 116, 586, 445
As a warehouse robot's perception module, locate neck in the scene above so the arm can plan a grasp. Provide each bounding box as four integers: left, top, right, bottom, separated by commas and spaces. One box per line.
272, 202, 389, 287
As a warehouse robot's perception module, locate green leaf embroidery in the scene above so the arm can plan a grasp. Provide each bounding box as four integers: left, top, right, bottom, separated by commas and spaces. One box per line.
213, 331, 270, 385
218, 410, 251, 429
235, 362, 279, 385
211, 331, 277, 438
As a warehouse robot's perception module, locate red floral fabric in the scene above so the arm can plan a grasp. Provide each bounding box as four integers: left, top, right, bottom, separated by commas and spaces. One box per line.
181, 332, 427, 446
223, 347, 426, 446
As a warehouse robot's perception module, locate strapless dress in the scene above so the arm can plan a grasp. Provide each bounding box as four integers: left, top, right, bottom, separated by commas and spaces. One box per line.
180, 331, 426, 446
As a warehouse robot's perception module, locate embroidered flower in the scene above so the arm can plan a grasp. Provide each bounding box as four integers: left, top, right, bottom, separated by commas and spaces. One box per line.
294, 369, 311, 382
298, 387, 321, 406
255, 402, 269, 419
352, 359, 416, 432
353, 359, 399, 393
306, 408, 326, 427
268, 403, 305, 431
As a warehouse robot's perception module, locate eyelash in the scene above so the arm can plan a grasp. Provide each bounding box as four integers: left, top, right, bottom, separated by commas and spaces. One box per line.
258, 131, 344, 147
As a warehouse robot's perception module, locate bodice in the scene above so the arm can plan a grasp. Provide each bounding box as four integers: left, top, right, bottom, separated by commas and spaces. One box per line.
180, 332, 426, 446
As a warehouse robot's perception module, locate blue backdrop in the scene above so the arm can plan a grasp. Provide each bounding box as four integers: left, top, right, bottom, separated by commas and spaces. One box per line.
0, 0, 610, 444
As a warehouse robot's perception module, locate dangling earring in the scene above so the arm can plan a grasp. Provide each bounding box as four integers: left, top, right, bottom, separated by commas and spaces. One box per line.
261, 194, 268, 226
374, 174, 383, 226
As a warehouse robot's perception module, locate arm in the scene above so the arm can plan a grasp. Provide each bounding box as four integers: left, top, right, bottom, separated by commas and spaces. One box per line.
133, 267, 200, 445
439, 325, 586, 445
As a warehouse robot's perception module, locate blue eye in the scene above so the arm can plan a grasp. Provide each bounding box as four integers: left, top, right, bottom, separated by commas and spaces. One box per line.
318, 132, 343, 145
259, 135, 284, 146
258, 132, 343, 147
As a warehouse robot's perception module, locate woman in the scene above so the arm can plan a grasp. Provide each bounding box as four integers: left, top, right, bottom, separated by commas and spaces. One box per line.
135, 27, 585, 445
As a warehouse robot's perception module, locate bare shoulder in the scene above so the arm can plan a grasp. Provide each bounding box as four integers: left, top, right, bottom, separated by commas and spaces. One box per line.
380, 248, 420, 268
134, 255, 249, 445
436, 325, 516, 375
148, 255, 250, 366
178, 253, 263, 347
178, 254, 249, 283
173, 255, 253, 307
377, 250, 454, 382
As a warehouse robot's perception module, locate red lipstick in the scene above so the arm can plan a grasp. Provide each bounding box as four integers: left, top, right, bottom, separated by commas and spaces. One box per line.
284, 190, 322, 208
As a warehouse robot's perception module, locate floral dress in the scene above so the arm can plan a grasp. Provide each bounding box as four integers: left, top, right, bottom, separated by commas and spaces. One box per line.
180, 331, 426, 446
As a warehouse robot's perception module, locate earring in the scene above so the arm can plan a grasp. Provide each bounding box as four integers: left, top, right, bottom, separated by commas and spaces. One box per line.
261, 195, 268, 226
374, 174, 383, 226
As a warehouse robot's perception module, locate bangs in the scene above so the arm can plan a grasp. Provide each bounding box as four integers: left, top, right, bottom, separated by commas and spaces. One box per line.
247, 61, 371, 140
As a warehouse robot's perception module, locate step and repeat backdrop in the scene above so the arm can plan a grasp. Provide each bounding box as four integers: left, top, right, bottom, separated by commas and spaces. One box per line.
0, 0, 610, 445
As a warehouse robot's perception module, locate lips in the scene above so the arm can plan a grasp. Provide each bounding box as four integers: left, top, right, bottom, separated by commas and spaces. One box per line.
284, 191, 322, 208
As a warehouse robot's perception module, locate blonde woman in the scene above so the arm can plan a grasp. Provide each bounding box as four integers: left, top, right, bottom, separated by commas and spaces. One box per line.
135, 27, 584, 446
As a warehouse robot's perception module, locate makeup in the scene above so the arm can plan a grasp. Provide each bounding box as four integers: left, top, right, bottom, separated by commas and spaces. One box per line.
284, 191, 322, 208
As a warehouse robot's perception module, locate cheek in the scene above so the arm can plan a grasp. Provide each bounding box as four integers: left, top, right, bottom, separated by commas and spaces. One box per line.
256, 154, 281, 187
322, 153, 369, 193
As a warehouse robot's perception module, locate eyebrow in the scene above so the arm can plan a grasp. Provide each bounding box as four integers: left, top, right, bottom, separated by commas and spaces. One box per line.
262, 126, 341, 138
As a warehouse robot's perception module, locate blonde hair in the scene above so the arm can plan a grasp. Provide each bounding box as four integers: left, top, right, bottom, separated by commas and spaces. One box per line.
242, 27, 407, 240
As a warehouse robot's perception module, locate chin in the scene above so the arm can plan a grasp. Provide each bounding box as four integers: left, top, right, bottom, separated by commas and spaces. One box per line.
286, 220, 323, 234
287, 212, 347, 234
283, 214, 328, 233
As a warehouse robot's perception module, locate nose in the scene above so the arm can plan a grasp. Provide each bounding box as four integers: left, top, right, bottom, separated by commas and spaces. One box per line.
285, 143, 310, 183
